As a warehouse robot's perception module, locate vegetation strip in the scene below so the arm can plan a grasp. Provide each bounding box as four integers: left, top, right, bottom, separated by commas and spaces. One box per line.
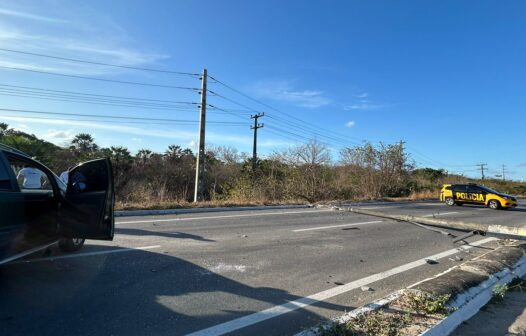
296, 242, 526, 336
2, 125, 525, 209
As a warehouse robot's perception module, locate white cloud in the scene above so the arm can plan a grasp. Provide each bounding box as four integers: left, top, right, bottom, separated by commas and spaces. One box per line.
345, 121, 355, 128
0, 116, 254, 147
131, 137, 142, 142
344, 103, 384, 111
0, 5, 168, 76
0, 8, 68, 24
252, 80, 332, 109
354, 93, 368, 98
41, 129, 75, 144
12, 123, 29, 131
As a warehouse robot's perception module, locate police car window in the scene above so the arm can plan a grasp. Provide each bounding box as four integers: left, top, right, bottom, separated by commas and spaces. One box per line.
480, 186, 498, 194
7, 157, 53, 192
466, 185, 481, 193
454, 185, 467, 192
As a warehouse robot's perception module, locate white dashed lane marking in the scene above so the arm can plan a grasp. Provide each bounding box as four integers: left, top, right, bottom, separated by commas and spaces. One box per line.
293, 220, 383, 232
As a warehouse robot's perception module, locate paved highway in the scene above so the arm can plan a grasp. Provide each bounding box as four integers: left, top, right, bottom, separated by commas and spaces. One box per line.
1, 200, 524, 335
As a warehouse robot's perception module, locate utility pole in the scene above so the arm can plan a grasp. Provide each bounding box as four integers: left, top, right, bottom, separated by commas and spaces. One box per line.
194, 68, 207, 202
251, 112, 264, 175
502, 164, 506, 181
476, 163, 488, 180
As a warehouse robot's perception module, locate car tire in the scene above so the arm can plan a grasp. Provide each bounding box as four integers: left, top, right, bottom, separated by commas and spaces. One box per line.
488, 200, 501, 210
445, 197, 455, 206
58, 238, 85, 253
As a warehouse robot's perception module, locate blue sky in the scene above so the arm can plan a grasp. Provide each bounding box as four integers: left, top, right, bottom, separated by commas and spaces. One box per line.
0, 0, 525, 180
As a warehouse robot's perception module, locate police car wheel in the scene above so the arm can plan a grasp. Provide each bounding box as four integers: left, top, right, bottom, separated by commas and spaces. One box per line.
58, 238, 85, 253
488, 200, 501, 210
445, 197, 455, 206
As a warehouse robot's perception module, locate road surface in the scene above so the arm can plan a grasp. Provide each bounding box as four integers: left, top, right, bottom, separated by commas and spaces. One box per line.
1, 200, 524, 335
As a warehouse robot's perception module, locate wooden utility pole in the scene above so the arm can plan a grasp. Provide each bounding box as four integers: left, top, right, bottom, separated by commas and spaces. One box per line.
251, 112, 264, 175
194, 68, 207, 202
502, 164, 506, 181
476, 163, 487, 180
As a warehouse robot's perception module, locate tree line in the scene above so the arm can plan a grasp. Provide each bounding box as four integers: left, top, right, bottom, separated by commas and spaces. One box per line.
2, 122, 523, 207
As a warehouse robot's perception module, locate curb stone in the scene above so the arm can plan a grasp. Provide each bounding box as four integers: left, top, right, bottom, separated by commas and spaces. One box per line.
295, 243, 526, 336
115, 204, 312, 217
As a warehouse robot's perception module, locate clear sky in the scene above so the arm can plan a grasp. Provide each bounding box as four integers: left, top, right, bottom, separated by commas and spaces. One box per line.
0, 0, 525, 180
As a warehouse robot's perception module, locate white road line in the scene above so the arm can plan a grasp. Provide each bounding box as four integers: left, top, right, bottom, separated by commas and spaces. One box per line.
184, 237, 497, 336
11, 245, 161, 264
116, 210, 331, 225
422, 212, 458, 218
293, 220, 383, 232
359, 206, 400, 210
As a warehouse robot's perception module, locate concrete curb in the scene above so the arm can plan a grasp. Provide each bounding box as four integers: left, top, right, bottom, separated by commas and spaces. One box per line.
295, 242, 526, 336
419, 244, 526, 336
115, 204, 312, 217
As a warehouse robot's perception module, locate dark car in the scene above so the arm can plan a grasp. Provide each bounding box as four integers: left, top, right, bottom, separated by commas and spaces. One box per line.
0, 143, 114, 264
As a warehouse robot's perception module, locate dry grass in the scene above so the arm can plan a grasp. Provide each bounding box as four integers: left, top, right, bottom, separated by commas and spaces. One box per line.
390, 190, 439, 201
115, 199, 308, 211
318, 291, 451, 336
115, 190, 439, 211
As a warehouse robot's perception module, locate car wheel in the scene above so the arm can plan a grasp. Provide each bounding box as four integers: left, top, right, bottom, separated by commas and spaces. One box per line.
488, 200, 501, 210
58, 238, 85, 253
445, 197, 455, 206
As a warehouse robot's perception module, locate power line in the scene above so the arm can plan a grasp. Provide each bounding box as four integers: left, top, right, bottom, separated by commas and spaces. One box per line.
0, 108, 248, 125
0, 83, 199, 105
0, 114, 248, 127
209, 75, 362, 143
0, 48, 200, 77
207, 104, 253, 121
208, 89, 263, 113
0, 90, 201, 112
0, 65, 200, 91
210, 89, 361, 146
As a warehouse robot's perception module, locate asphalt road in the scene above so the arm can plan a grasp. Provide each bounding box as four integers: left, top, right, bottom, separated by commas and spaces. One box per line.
1, 200, 524, 336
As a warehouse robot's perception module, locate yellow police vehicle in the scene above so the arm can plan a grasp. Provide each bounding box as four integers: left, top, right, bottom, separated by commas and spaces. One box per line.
439, 183, 517, 209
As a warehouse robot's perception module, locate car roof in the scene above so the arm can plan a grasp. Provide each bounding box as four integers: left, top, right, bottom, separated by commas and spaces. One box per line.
0, 143, 32, 159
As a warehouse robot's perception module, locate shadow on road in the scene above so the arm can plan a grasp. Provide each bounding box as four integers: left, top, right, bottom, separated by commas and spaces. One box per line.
0, 244, 348, 336
116, 227, 216, 242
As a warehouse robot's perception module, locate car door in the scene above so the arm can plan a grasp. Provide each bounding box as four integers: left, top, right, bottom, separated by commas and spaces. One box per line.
0, 151, 26, 259
452, 184, 467, 202
4, 153, 60, 250
466, 185, 485, 204
59, 158, 114, 240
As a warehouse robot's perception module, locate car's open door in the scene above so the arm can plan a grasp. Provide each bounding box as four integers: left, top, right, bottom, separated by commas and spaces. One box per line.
59, 158, 114, 240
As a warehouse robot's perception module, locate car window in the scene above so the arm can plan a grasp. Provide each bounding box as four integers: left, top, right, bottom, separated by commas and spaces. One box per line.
466, 185, 481, 193
453, 185, 467, 192
480, 186, 499, 194
7, 157, 53, 192
0, 154, 13, 190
